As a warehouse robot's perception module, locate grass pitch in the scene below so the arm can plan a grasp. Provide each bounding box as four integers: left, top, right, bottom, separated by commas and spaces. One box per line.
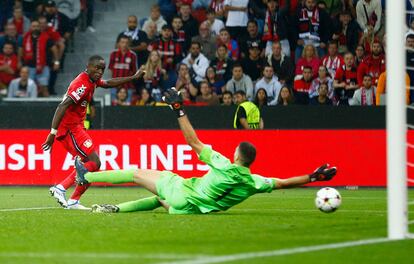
0, 187, 413, 264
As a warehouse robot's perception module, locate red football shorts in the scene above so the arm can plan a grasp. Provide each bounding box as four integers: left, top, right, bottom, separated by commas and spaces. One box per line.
57, 125, 95, 158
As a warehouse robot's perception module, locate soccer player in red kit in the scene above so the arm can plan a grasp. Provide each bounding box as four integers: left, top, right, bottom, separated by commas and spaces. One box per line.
42, 55, 145, 209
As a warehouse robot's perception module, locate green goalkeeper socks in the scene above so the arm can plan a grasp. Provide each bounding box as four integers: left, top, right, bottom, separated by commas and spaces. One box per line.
85, 169, 135, 184
117, 196, 162, 212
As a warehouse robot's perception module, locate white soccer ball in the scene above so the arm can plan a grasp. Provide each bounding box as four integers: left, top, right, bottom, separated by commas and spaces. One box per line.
315, 187, 342, 213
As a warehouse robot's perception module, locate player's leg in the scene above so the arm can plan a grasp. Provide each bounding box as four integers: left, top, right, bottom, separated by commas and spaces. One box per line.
67, 128, 100, 209
91, 196, 167, 213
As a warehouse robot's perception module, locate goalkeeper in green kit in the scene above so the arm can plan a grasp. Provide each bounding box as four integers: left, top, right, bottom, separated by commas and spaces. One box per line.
74, 88, 337, 214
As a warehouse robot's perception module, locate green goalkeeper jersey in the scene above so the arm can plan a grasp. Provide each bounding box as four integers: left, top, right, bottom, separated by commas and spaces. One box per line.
182, 146, 275, 213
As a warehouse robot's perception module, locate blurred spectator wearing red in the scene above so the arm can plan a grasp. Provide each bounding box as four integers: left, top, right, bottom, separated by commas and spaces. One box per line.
321, 41, 344, 79
210, 44, 234, 83
7, 6, 31, 36
293, 65, 313, 104
217, 28, 239, 61
0, 42, 19, 95
334, 52, 358, 105
295, 44, 320, 79
357, 40, 385, 86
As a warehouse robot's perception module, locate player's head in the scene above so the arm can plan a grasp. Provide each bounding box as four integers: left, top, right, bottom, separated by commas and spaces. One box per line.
234, 142, 257, 167
87, 55, 105, 81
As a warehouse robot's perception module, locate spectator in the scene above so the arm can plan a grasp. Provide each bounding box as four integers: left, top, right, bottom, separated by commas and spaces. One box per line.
332, 10, 360, 54
225, 64, 254, 101
7, 66, 37, 98
254, 65, 282, 105
358, 21, 377, 54
217, 28, 239, 61
262, 0, 290, 57
221, 90, 233, 105
23, 19, 59, 97
108, 35, 138, 102
350, 74, 376, 106
205, 66, 225, 96
0, 42, 19, 96
196, 81, 220, 105
375, 71, 411, 105
254, 87, 268, 108
294, 0, 331, 59
179, 86, 195, 105
309, 65, 334, 100
293, 65, 314, 104
333, 52, 358, 105
210, 0, 226, 19
38, 15, 64, 95
233, 90, 264, 129
205, 8, 224, 36
309, 82, 332, 105
0, 23, 23, 60
142, 4, 167, 33
175, 63, 199, 99
117, 15, 149, 67
240, 20, 264, 59
112, 88, 131, 106
7, 6, 31, 36
356, 0, 383, 37
241, 41, 266, 82
354, 44, 365, 68
210, 44, 234, 82
79, 0, 96, 32
357, 40, 385, 86
277, 85, 294, 105
224, 0, 249, 39
192, 21, 216, 60
144, 21, 159, 43
142, 50, 168, 102
136, 88, 156, 106
321, 41, 344, 80
295, 44, 320, 79
322, 0, 345, 18
179, 3, 199, 39
182, 41, 210, 83
266, 41, 294, 86
43, 0, 74, 44
172, 16, 188, 55
150, 24, 183, 89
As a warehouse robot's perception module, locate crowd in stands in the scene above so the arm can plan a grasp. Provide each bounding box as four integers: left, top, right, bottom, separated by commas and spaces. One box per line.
2, 0, 414, 108
0, 0, 95, 97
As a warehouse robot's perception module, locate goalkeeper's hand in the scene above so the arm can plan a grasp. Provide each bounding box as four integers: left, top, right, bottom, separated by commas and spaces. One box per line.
309, 164, 337, 182
162, 87, 186, 117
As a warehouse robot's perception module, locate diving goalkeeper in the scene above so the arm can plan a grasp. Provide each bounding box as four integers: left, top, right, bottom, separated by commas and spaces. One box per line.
74, 88, 337, 214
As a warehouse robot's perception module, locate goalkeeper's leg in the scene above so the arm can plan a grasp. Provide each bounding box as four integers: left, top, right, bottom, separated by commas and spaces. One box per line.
92, 196, 168, 213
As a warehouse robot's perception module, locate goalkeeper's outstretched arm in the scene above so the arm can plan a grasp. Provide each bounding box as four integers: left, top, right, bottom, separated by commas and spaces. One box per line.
177, 115, 205, 155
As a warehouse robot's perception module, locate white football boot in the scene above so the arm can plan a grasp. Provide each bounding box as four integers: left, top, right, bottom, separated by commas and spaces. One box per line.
49, 186, 68, 208
66, 199, 91, 210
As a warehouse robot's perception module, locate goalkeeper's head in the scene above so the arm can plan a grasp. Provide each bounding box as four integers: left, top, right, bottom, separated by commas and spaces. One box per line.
234, 142, 256, 168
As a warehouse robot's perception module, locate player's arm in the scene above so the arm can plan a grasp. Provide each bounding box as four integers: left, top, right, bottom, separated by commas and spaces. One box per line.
162, 88, 205, 155
99, 67, 146, 88
41, 96, 74, 151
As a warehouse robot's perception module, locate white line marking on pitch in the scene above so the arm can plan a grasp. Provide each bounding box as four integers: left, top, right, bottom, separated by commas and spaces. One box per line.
0, 207, 59, 212
0, 252, 209, 260
156, 238, 393, 264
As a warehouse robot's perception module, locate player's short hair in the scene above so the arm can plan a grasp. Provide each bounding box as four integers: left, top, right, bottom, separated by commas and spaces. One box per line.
88, 55, 105, 65
232, 63, 243, 71
363, 74, 372, 79
238, 142, 256, 167
247, 19, 258, 27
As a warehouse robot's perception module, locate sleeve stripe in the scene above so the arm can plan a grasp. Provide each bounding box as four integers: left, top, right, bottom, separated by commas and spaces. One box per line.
69, 91, 80, 101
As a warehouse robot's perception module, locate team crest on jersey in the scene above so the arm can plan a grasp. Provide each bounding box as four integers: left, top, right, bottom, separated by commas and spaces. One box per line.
83, 139, 93, 148
76, 85, 86, 96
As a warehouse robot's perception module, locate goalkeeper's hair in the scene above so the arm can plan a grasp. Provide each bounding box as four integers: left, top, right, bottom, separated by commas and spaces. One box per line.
238, 142, 256, 167
88, 55, 105, 65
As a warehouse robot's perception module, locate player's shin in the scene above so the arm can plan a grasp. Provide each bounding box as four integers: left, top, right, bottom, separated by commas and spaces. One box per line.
85, 169, 135, 184
117, 196, 162, 212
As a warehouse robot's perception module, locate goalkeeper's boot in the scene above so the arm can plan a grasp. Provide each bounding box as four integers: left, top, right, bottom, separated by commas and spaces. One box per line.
66, 199, 91, 210
49, 186, 68, 208
309, 164, 337, 182
74, 156, 89, 185
91, 204, 119, 213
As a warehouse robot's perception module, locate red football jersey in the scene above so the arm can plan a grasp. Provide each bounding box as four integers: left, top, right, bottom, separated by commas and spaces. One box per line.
58, 72, 106, 135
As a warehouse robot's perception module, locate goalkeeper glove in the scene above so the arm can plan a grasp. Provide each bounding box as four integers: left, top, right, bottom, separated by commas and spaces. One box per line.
162, 87, 186, 117
309, 164, 337, 182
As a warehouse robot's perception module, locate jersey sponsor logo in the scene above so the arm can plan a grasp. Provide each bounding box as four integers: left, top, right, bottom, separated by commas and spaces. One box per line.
83, 139, 93, 149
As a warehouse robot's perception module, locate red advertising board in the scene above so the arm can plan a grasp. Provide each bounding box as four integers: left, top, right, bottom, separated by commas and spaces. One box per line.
0, 129, 410, 186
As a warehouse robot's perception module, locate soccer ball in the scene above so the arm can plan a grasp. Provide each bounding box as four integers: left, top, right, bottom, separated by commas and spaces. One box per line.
315, 187, 342, 213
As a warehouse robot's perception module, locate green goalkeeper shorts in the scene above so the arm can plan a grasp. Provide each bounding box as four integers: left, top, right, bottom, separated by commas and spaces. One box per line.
156, 171, 201, 215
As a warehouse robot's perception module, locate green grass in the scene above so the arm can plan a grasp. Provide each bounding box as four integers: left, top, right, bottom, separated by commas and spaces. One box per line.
0, 187, 413, 264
